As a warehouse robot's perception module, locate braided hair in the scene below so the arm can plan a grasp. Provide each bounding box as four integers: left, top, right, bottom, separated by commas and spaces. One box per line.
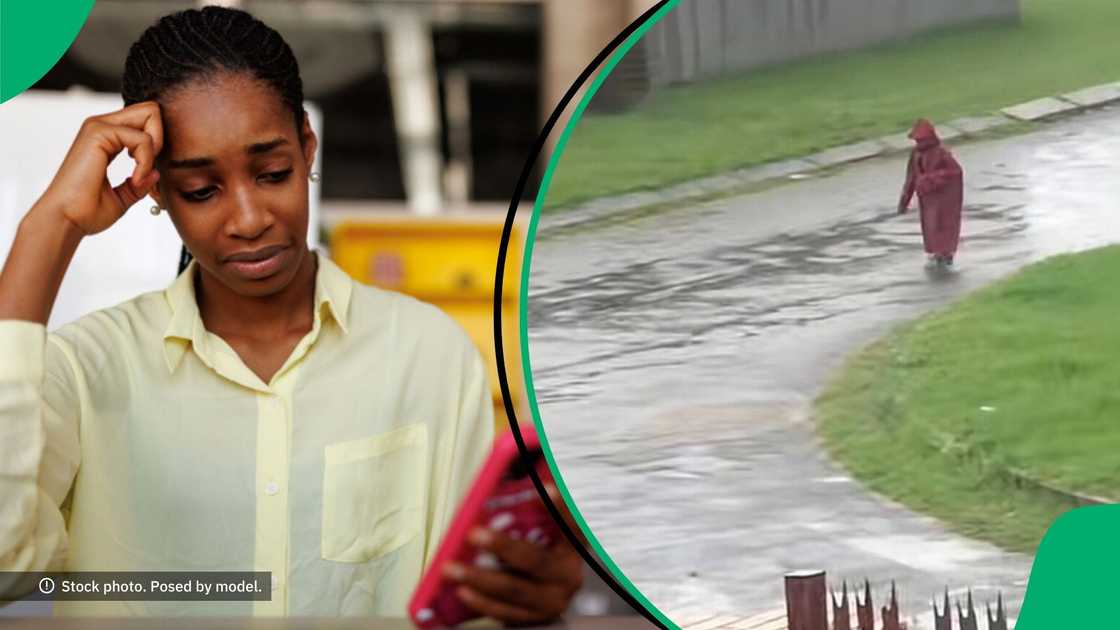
121, 6, 306, 275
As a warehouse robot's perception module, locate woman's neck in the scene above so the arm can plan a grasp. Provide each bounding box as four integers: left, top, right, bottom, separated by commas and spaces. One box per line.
195, 249, 318, 341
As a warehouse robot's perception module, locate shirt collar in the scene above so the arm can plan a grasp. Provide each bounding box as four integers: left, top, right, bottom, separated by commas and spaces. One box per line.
161, 250, 353, 375
314, 253, 353, 336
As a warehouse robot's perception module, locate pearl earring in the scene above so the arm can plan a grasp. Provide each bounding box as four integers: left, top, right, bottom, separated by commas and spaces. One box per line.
309, 171, 321, 183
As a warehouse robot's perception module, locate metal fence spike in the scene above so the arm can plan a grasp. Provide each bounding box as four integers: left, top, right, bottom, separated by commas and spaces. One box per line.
833, 580, 852, 630
856, 579, 875, 630
987, 592, 1008, 630
933, 587, 951, 630
832, 580, 847, 608
881, 581, 901, 630
957, 590, 978, 630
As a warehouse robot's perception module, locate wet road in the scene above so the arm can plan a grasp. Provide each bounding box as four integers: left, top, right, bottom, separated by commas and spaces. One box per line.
526, 106, 1120, 626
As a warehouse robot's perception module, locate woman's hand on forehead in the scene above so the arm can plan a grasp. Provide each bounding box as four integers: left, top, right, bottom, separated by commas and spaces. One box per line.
39, 101, 166, 236
101, 102, 165, 185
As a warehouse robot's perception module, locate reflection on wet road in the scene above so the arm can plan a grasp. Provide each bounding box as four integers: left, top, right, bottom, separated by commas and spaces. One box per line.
527, 107, 1120, 623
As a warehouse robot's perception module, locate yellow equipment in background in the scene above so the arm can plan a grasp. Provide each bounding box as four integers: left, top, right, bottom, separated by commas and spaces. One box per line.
329, 214, 525, 436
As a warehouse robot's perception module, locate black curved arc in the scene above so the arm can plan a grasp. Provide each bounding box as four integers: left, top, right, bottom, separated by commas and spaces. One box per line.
492, 3, 674, 629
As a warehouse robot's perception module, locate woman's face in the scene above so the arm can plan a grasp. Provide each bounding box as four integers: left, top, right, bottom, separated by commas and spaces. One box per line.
151, 72, 317, 298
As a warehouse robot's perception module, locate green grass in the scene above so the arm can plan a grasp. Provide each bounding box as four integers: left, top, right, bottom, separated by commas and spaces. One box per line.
545, 0, 1120, 210
815, 245, 1120, 553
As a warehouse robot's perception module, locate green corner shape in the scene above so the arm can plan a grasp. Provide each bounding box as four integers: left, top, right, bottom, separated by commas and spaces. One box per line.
1016, 505, 1120, 627
1, 0, 95, 103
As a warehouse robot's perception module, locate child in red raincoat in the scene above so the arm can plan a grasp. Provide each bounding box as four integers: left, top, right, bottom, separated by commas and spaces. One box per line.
898, 119, 964, 268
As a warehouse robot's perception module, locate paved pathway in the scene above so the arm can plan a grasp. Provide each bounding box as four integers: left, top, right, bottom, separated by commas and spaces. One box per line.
527, 106, 1120, 627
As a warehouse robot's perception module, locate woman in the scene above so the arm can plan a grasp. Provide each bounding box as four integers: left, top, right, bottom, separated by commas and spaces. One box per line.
0, 6, 582, 621
897, 118, 965, 269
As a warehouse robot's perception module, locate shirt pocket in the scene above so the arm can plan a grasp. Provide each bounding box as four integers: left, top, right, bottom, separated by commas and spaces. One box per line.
321, 423, 429, 563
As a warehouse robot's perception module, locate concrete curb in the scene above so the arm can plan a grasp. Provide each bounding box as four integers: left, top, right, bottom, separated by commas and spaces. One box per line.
925, 435, 1116, 508
541, 81, 1120, 235
1004, 468, 1115, 508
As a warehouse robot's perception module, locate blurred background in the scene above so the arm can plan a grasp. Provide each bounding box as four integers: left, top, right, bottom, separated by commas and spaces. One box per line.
35, 0, 662, 212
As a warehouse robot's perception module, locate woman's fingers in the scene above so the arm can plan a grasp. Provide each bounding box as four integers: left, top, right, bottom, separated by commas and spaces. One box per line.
455, 586, 541, 626
94, 102, 164, 188
124, 129, 158, 188
443, 562, 540, 610
112, 170, 160, 212
85, 119, 156, 177
98, 101, 164, 156
471, 527, 583, 592
453, 507, 585, 625
471, 528, 551, 579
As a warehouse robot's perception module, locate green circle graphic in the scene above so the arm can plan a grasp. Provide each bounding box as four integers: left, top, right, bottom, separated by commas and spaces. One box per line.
1, 0, 95, 103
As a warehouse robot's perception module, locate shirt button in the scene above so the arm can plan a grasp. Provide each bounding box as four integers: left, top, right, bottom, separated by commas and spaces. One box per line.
264, 482, 280, 496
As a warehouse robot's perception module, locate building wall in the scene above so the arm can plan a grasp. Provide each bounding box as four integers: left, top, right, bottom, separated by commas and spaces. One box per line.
541, 0, 660, 143
643, 0, 1020, 85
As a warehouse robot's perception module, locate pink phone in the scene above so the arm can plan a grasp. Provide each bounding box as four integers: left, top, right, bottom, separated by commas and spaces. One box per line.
408, 425, 562, 628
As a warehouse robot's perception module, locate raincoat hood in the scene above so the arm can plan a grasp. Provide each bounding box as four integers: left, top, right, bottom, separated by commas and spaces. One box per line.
908, 119, 940, 149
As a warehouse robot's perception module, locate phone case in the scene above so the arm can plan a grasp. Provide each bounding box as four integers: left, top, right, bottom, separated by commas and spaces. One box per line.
408, 426, 561, 628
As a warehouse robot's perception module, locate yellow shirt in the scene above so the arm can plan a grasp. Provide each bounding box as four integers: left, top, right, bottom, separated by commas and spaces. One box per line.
0, 253, 494, 616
